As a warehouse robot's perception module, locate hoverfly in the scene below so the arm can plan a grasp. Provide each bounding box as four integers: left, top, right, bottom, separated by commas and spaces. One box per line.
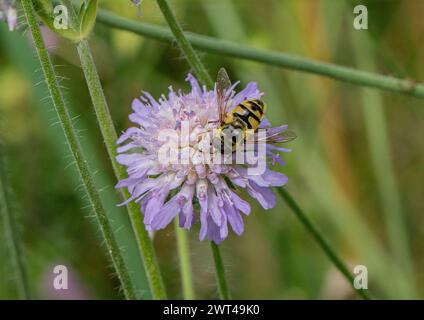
212, 68, 296, 154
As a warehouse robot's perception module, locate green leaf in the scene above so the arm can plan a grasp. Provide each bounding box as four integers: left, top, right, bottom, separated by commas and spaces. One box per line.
33, 0, 53, 15
32, 0, 82, 42
79, 0, 98, 39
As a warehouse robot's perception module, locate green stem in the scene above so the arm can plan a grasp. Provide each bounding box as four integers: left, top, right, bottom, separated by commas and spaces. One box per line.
96, 8, 424, 99
156, 0, 230, 299
174, 218, 194, 299
75, 39, 167, 300
0, 146, 30, 299
21, 0, 136, 300
60, 0, 166, 299
156, 0, 213, 87
154, 0, 369, 300
210, 242, 231, 300
277, 188, 371, 300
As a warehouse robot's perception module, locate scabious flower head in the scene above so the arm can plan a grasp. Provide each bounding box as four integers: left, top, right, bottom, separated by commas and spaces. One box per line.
116, 74, 292, 243
0, 0, 17, 31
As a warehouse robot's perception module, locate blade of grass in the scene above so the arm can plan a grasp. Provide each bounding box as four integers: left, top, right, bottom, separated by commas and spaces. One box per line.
351, 30, 416, 298
59, 0, 167, 300
155, 0, 370, 300
96, 8, 424, 99
174, 217, 194, 300
0, 144, 30, 299
21, 0, 136, 299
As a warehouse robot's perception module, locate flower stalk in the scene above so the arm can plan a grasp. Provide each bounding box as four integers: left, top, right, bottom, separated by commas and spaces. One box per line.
21, 0, 137, 300
174, 218, 195, 300
277, 188, 371, 300
155, 0, 371, 300
77, 39, 167, 300
96, 8, 424, 99
0, 145, 30, 299
57, 0, 167, 299
156, 0, 229, 299
210, 242, 231, 300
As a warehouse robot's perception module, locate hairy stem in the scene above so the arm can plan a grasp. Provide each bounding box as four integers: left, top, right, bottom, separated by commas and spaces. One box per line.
96, 8, 424, 99
21, 0, 136, 300
0, 146, 30, 299
56, 0, 167, 299
76, 39, 167, 300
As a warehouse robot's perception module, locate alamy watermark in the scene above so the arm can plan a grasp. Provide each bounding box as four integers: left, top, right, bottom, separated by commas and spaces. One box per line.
53, 265, 68, 290
53, 5, 68, 30
353, 5, 368, 30
353, 265, 368, 290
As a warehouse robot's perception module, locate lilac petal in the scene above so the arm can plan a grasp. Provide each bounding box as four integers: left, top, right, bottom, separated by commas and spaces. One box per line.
267, 144, 291, 153
116, 177, 158, 206
142, 91, 160, 110
186, 73, 202, 97
247, 181, 276, 209
209, 190, 222, 226
262, 170, 288, 186
181, 187, 195, 229
231, 82, 262, 107
116, 153, 145, 166
117, 142, 139, 153
115, 177, 139, 189
248, 170, 288, 187
267, 151, 286, 166
150, 197, 180, 230
128, 113, 156, 128
259, 115, 271, 128
199, 207, 208, 241
131, 98, 145, 113
143, 189, 169, 226
229, 190, 251, 215
117, 127, 140, 144
219, 209, 228, 239
206, 216, 224, 244
226, 206, 244, 235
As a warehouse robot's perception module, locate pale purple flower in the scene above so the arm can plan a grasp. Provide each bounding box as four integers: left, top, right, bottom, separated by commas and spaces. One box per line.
116, 74, 292, 243
131, 0, 142, 17
0, 0, 17, 31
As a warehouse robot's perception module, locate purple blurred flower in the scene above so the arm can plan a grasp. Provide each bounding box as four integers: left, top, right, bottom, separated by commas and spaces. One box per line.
0, 0, 17, 31
131, 0, 142, 17
116, 74, 292, 243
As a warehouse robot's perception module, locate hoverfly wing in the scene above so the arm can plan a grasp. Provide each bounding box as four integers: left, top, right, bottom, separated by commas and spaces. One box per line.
254, 129, 297, 143
278, 130, 297, 143
216, 68, 232, 124
216, 68, 232, 93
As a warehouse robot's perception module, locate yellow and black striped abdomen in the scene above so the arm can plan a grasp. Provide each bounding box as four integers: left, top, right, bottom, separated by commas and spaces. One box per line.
224, 99, 266, 130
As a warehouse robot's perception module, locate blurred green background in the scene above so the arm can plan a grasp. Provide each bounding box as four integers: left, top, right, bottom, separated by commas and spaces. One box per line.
1, 0, 423, 299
